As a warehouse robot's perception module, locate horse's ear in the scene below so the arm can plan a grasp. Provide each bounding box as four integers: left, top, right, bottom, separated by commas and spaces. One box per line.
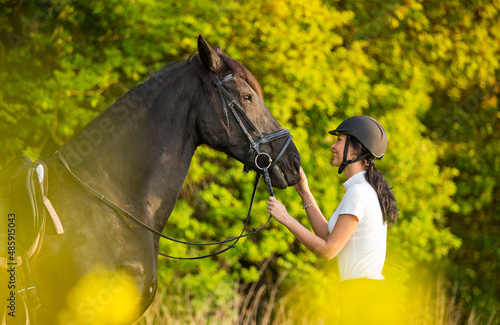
198, 35, 224, 72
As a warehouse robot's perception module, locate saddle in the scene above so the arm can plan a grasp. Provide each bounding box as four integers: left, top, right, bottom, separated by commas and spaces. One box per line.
0, 156, 63, 266
1, 156, 64, 322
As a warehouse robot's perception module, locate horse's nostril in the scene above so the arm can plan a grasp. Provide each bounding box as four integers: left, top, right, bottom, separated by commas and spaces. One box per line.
293, 156, 301, 172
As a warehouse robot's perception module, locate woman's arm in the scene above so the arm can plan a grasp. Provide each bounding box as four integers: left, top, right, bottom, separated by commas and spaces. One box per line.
267, 197, 359, 260
294, 167, 329, 240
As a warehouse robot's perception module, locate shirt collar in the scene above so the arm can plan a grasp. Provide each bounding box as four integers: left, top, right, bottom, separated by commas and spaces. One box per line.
343, 171, 367, 190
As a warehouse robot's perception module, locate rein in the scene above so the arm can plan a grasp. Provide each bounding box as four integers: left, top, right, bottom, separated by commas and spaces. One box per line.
57, 152, 269, 259
55, 72, 292, 260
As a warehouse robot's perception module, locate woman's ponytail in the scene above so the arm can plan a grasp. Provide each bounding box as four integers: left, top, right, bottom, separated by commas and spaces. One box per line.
350, 138, 399, 226
365, 159, 399, 226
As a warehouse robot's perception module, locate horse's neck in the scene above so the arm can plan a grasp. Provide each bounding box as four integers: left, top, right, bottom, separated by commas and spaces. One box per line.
57, 69, 199, 230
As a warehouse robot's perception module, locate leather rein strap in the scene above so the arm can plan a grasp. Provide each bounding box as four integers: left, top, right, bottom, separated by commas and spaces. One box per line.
55, 73, 293, 260
57, 151, 268, 260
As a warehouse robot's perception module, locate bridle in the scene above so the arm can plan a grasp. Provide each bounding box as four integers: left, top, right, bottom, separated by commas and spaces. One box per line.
214, 73, 293, 196
56, 72, 293, 260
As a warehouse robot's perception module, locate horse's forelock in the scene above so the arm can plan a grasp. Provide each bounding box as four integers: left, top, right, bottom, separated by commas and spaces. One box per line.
218, 53, 264, 100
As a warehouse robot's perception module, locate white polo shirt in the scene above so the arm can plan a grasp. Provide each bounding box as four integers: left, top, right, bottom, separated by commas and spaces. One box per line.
328, 171, 387, 282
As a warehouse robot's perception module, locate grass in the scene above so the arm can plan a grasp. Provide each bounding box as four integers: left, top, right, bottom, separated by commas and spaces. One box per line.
134, 264, 497, 325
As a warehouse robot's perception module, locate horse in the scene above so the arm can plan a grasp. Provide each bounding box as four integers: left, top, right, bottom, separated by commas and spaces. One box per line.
1, 35, 300, 324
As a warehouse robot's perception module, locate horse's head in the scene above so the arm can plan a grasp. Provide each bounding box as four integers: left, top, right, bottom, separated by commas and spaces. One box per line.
196, 35, 300, 189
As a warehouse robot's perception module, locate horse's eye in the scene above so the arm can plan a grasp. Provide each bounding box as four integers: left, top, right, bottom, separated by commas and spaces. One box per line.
242, 94, 253, 102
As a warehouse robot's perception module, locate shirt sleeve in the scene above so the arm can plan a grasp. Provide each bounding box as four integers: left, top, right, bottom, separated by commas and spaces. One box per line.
337, 185, 365, 222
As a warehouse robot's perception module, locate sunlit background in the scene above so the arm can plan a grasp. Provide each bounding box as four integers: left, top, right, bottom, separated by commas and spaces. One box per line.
1, 0, 498, 324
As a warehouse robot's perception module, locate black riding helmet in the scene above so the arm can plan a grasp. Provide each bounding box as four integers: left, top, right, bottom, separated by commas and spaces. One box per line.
329, 116, 387, 174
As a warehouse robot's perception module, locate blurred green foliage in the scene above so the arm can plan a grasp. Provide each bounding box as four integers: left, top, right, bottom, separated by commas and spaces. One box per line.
0, 0, 498, 322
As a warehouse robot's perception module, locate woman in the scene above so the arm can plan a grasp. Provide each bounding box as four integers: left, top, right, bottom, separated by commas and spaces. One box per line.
267, 116, 399, 324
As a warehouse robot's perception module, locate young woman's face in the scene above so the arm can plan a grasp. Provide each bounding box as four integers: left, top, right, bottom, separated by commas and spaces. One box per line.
331, 133, 349, 167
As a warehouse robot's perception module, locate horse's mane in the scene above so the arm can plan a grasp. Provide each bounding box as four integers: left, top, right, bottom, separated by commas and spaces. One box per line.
120, 51, 264, 139
141, 51, 263, 103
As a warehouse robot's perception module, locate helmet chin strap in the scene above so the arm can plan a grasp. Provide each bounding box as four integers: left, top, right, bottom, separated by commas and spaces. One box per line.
338, 135, 351, 174
337, 135, 372, 174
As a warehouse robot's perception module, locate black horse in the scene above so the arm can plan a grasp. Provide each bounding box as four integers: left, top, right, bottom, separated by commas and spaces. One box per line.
2, 35, 300, 324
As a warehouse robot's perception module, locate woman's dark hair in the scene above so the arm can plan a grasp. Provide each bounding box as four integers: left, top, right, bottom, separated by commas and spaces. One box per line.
349, 136, 399, 226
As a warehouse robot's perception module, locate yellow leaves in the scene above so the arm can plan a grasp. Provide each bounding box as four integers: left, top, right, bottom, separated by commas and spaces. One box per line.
267, 0, 292, 20
240, 265, 260, 282
372, 83, 391, 100
389, 17, 400, 29
394, 5, 408, 21
479, 2, 499, 19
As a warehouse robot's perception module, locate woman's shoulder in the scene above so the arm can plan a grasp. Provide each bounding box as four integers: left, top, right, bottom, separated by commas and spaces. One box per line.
344, 183, 367, 200
345, 181, 377, 201
346, 180, 372, 193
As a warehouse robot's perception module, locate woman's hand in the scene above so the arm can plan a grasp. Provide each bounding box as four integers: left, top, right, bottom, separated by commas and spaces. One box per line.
267, 197, 290, 225
294, 167, 311, 198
